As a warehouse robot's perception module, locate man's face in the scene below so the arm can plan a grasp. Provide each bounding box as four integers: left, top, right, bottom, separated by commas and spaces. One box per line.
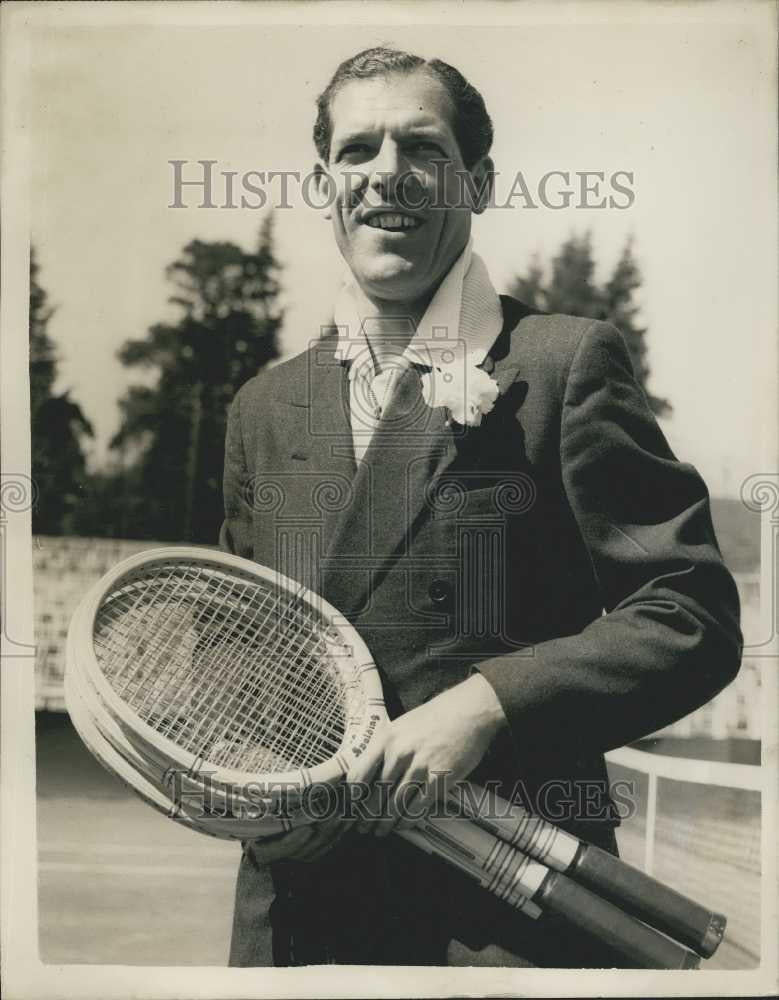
318, 70, 491, 306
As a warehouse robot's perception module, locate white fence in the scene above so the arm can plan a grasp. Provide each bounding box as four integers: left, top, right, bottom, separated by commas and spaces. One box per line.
33, 535, 175, 709
606, 746, 762, 968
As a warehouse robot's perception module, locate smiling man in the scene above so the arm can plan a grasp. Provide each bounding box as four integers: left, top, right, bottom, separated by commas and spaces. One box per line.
318, 65, 487, 308
220, 47, 741, 968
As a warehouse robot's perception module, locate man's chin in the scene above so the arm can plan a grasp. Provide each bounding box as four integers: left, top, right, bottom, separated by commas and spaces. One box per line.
354, 258, 432, 303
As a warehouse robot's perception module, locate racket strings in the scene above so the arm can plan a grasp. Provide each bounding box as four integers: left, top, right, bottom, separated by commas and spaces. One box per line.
179, 578, 346, 767
101, 597, 346, 772
254, 651, 347, 769
205, 598, 353, 769
99, 564, 210, 701
92, 560, 355, 770
96, 566, 202, 713
158, 573, 282, 745
230, 589, 347, 759
207, 590, 352, 769
146, 569, 273, 724
98, 565, 275, 725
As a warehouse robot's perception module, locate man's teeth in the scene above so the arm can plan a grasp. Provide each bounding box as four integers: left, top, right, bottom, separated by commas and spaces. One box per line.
366, 214, 421, 230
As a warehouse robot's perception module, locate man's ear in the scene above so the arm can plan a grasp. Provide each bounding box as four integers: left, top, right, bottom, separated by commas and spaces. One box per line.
313, 162, 334, 220
469, 156, 495, 215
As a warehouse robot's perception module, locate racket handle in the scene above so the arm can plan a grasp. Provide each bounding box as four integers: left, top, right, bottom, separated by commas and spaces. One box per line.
417, 817, 698, 969
399, 826, 542, 919
538, 869, 700, 970
455, 782, 725, 957
569, 842, 726, 958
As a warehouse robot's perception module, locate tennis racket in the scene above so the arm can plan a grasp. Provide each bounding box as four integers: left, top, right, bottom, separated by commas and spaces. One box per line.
65, 546, 702, 968
65, 655, 546, 915
450, 781, 726, 958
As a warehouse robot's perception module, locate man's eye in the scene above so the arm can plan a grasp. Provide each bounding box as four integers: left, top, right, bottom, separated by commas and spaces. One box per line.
407, 141, 446, 157
338, 144, 372, 161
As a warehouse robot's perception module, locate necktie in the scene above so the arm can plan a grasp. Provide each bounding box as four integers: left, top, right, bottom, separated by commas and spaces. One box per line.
371, 363, 431, 435
367, 365, 400, 422
350, 361, 428, 463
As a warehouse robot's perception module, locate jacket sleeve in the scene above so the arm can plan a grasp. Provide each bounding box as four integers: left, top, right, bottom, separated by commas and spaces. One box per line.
477, 320, 743, 755
219, 383, 254, 559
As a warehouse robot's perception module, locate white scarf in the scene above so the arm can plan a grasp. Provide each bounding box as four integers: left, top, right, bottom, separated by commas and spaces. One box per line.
333, 239, 503, 461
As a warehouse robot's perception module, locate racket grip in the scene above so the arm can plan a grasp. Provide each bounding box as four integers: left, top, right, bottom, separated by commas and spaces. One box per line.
399, 826, 542, 920
455, 782, 725, 958
538, 870, 700, 970
570, 843, 726, 958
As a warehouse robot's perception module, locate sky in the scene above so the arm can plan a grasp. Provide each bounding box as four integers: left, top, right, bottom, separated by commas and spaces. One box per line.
27, 3, 777, 498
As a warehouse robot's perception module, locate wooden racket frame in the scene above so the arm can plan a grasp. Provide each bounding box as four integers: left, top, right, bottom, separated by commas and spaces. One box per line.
68, 547, 388, 799
65, 621, 544, 917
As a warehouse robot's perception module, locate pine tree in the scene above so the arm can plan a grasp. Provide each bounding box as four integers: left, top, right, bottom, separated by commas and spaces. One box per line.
508, 234, 670, 417
546, 232, 600, 318
600, 239, 670, 416
29, 248, 94, 534
109, 216, 283, 543
510, 254, 545, 312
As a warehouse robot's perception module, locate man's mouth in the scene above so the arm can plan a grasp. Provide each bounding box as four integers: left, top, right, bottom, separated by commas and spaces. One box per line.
363, 213, 423, 232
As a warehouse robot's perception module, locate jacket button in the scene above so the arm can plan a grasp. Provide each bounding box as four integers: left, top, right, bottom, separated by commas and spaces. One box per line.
429, 579, 452, 604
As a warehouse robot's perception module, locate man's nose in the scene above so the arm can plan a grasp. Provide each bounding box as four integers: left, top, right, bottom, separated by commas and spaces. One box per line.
368, 140, 403, 199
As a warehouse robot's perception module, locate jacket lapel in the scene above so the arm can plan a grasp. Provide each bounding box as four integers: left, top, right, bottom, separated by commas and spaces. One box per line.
268, 339, 359, 598
319, 365, 443, 616
274, 338, 355, 471
320, 301, 529, 618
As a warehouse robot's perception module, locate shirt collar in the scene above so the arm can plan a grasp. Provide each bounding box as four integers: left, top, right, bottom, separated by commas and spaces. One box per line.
332, 237, 503, 378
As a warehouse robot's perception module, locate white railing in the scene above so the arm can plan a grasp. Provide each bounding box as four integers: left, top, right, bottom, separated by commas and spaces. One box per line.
605, 745, 763, 876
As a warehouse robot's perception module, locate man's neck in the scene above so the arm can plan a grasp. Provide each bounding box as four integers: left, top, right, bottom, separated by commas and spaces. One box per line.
345, 240, 470, 369
352, 291, 427, 369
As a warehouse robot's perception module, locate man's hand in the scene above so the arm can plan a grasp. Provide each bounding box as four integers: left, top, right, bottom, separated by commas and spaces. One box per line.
346, 672, 507, 838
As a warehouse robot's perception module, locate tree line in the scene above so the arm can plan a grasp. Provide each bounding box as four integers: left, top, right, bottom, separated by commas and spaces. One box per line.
30, 223, 668, 543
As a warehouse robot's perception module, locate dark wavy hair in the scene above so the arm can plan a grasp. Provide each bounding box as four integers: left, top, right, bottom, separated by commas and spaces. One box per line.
313, 46, 493, 169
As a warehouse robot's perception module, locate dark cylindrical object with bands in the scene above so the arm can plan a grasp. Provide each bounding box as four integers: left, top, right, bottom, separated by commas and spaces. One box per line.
455, 782, 726, 958
570, 842, 726, 958
538, 871, 701, 970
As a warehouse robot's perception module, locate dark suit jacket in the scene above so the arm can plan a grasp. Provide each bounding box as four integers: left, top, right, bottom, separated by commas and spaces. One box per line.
220, 296, 742, 967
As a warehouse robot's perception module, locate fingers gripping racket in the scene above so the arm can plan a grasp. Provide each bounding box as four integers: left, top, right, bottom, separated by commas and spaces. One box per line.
65, 547, 702, 968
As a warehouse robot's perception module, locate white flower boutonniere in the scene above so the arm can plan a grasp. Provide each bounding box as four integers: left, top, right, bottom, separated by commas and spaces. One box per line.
421, 349, 499, 427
